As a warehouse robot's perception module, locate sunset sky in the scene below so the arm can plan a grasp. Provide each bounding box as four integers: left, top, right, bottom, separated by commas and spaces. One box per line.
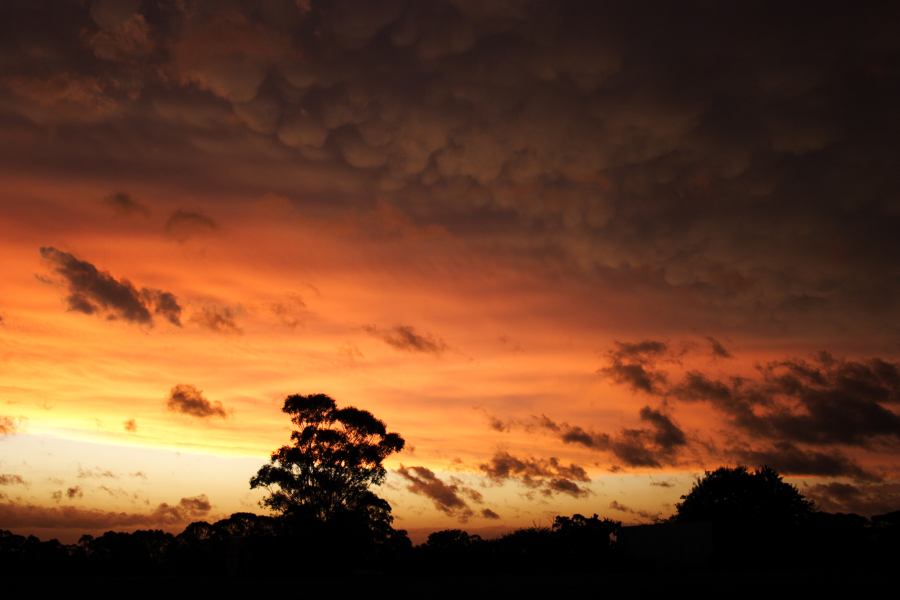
2, 0, 899, 543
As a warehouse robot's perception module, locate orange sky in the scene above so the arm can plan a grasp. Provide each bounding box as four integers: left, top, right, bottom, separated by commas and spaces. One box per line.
1, 0, 899, 543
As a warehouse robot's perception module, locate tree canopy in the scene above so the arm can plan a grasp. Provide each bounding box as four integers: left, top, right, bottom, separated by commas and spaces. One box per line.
249, 393, 405, 526
674, 465, 815, 526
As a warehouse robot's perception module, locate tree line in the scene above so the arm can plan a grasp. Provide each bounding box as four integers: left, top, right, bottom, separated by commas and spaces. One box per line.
2, 394, 898, 578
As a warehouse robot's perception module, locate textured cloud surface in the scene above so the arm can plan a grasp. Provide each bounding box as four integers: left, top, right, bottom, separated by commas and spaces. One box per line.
1, 0, 899, 535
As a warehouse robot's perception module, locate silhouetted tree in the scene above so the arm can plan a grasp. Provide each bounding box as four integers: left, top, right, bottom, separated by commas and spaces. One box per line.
250, 394, 404, 538
673, 465, 815, 566
674, 465, 814, 527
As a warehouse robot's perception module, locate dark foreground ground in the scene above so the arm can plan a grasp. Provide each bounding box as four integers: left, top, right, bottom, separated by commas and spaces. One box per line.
8, 569, 895, 597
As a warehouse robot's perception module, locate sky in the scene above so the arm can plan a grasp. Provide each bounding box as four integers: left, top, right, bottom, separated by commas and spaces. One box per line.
1, 0, 899, 543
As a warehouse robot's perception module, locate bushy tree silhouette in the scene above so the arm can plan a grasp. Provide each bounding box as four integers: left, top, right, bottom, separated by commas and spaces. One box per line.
673, 465, 815, 566
250, 393, 405, 527
674, 465, 814, 526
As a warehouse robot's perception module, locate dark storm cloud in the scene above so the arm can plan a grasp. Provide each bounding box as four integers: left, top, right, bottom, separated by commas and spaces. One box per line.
536, 406, 687, 468
102, 192, 150, 217
805, 482, 900, 516
734, 442, 879, 482
166, 384, 227, 418
479, 451, 590, 497
164, 210, 217, 242
39, 247, 182, 326
3, 1, 898, 337
667, 354, 900, 447
396, 465, 475, 521
365, 325, 447, 355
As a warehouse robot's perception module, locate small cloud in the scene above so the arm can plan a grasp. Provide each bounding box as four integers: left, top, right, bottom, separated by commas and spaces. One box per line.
480, 451, 591, 498
365, 324, 447, 355
535, 407, 687, 468
39, 247, 181, 327
124, 419, 137, 432
598, 339, 670, 393
102, 192, 150, 217
0, 416, 20, 436
66, 486, 83, 499
77, 467, 118, 479
165, 209, 217, 242
397, 465, 477, 521
270, 294, 308, 328
481, 508, 501, 519
166, 384, 227, 418
0, 474, 26, 486
178, 494, 212, 516
191, 305, 242, 334
608, 500, 659, 521
705, 336, 732, 359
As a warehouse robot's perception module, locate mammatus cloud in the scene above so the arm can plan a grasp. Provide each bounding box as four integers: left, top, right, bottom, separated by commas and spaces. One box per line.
102, 192, 150, 217
39, 247, 182, 326
479, 451, 591, 498
365, 325, 447, 355
396, 465, 486, 521
166, 384, 227, 418
0, 2, 898, 339
165, 210, 217, 242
